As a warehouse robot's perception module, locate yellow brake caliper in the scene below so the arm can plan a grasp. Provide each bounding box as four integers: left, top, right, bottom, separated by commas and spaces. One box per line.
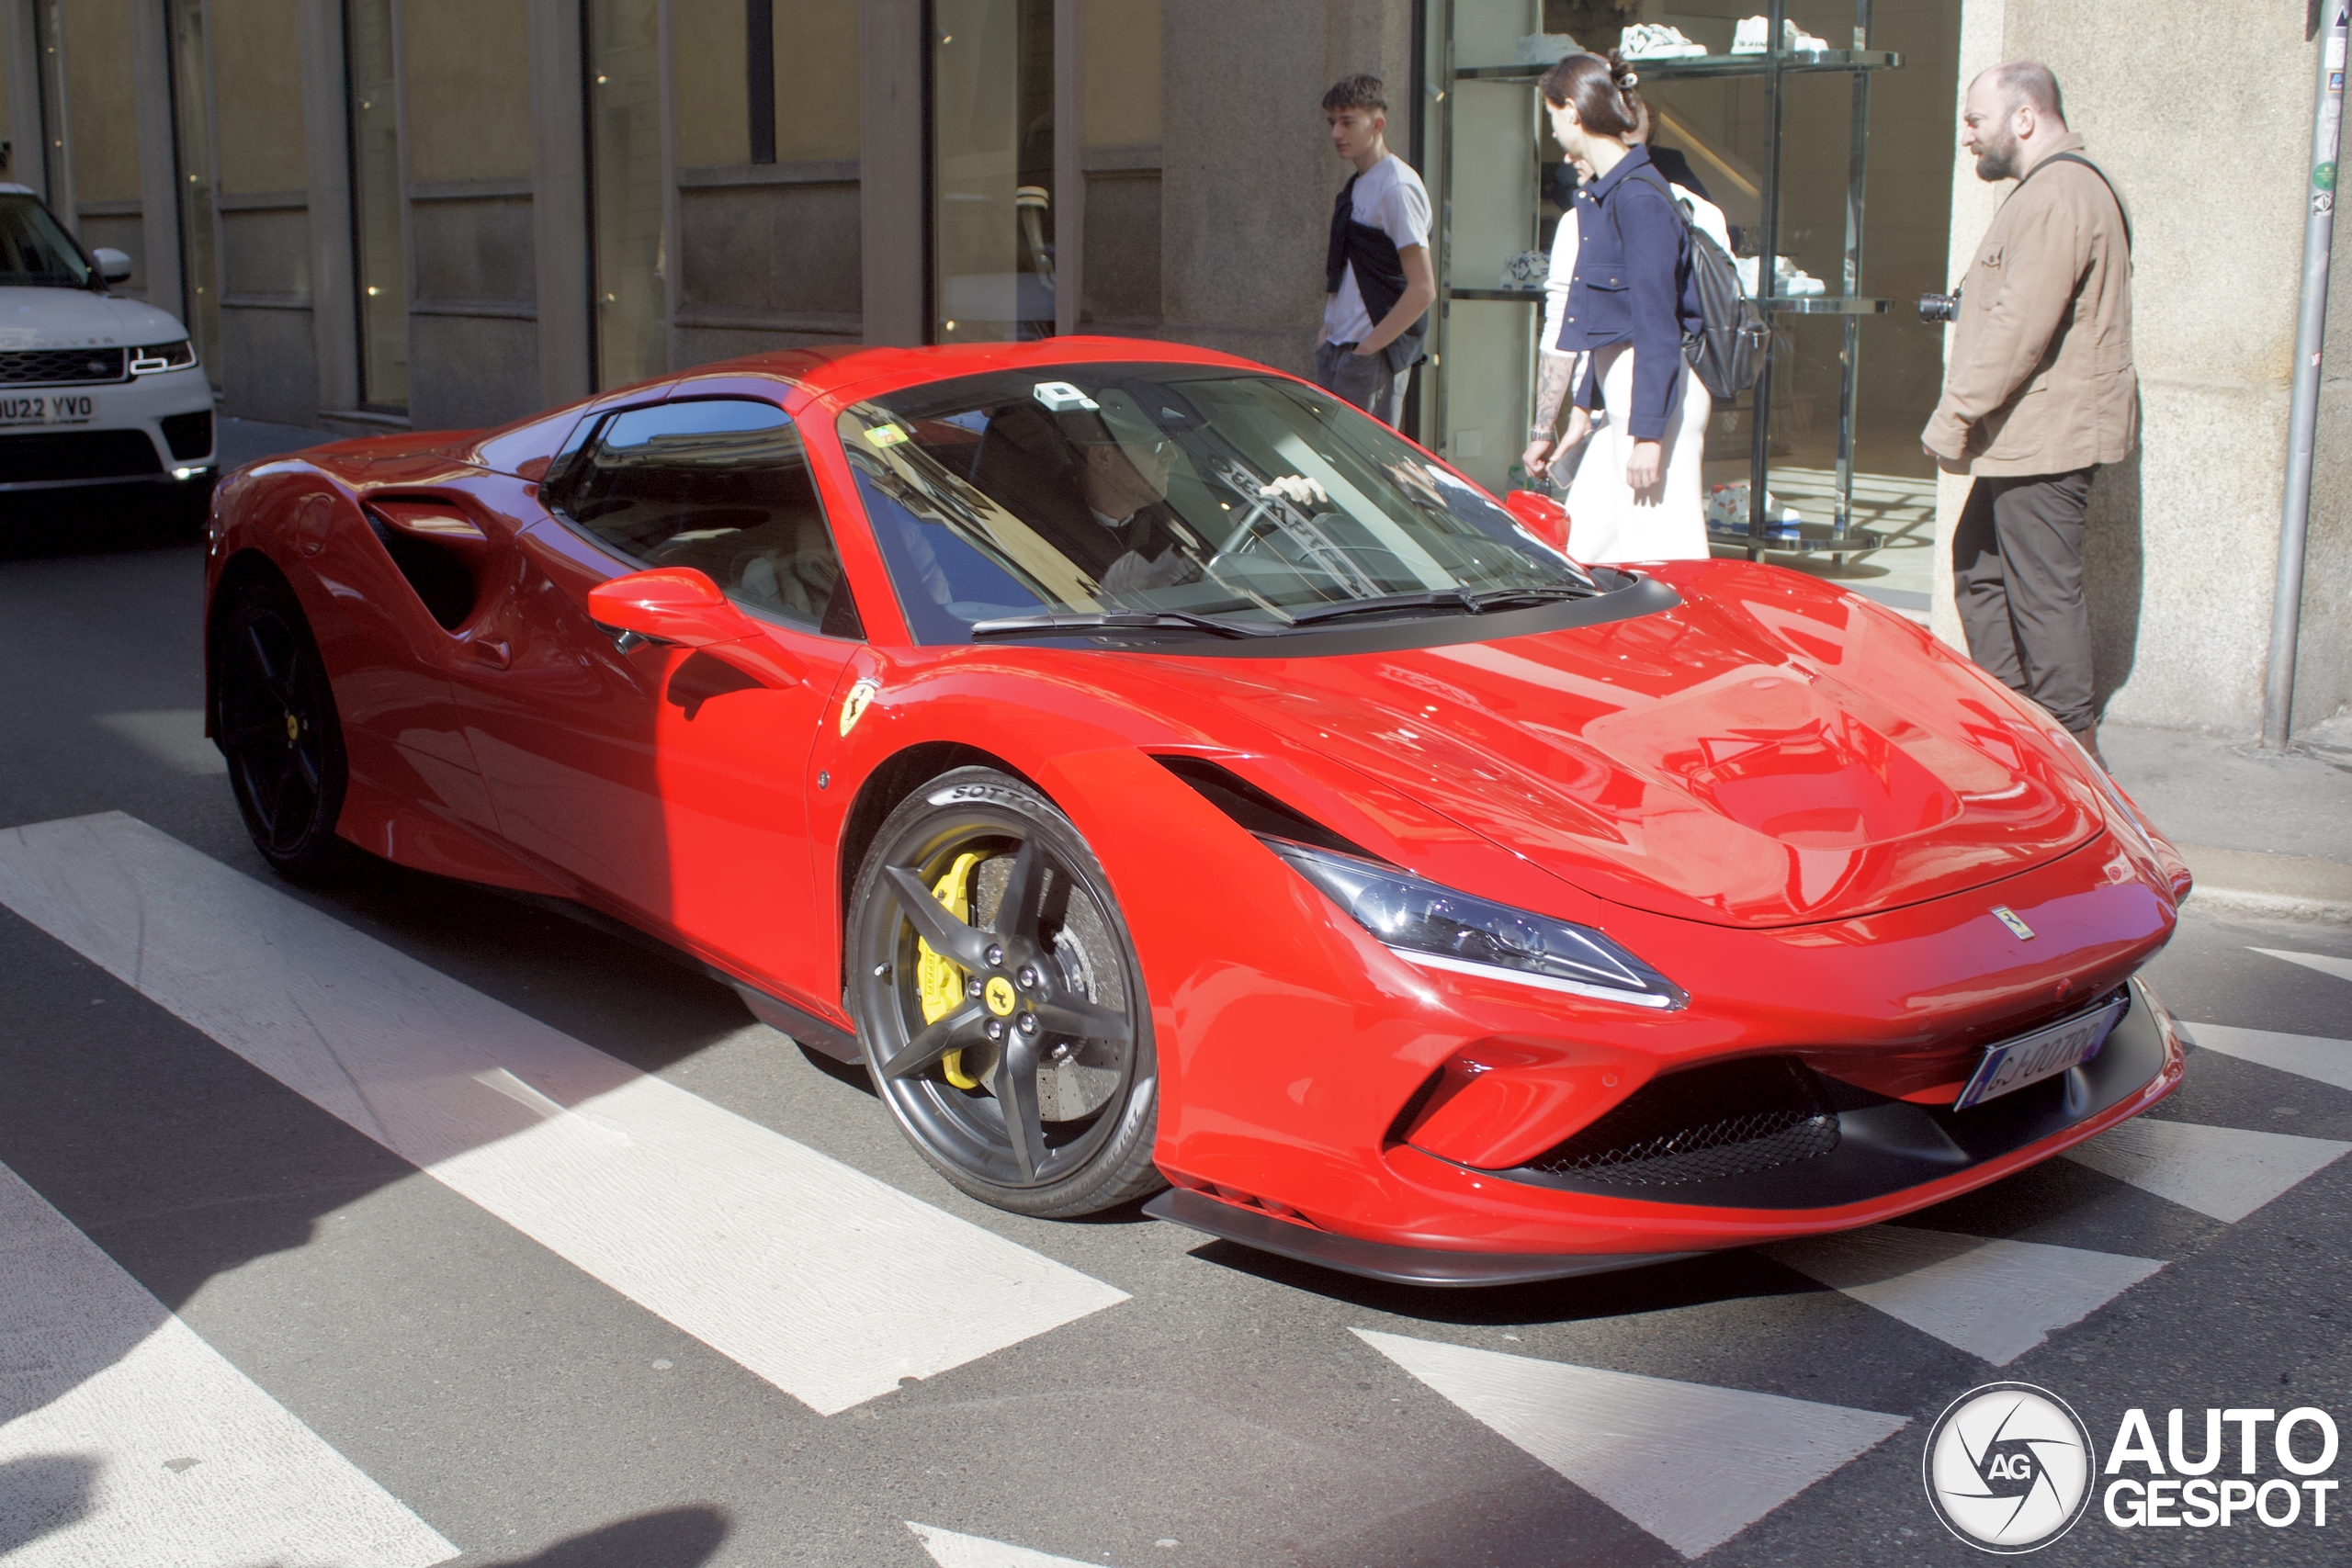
915, 851, 987, 1089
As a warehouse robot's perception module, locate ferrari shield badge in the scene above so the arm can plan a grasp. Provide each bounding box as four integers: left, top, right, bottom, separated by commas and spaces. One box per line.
1991, 906, 2035, 940
839, 677, 880, 736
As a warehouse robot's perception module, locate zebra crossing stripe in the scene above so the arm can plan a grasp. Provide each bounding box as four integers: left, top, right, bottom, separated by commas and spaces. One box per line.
2250, 947, 2352, 985
0, 813, 1126, 1416
2064, 1116, 2350, 1224
1763, 1227, 2162, 1366
1352, 1327, 1906, 1559
907, 1521, 1105, 1567
0, 1160, 458, 1568
2185, 1022, 2352, 1092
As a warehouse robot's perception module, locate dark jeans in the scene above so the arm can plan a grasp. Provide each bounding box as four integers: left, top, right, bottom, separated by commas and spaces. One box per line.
1314, 341, 1407, 427
1952, 468, 2098, 734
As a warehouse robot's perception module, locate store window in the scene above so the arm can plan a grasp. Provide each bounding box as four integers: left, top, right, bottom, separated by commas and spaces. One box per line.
1426, 0, 1959, 571
347, 0, 407, 410
675, 1, 860, 170
56, 0, 143, 290
931, 0, 1057, 343
1077, 0, 1158, 330
166, 0, 221, 378
588, 0, 665, 388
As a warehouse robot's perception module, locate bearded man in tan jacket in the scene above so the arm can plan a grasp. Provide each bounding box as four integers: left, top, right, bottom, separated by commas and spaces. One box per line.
1925, 60, 2133, 766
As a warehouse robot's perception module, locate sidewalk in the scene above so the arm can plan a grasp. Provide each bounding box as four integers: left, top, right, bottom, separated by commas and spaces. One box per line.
2105, 719, 2352, 924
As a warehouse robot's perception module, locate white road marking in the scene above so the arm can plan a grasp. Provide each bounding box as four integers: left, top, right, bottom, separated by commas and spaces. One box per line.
91, 709, 225, 776
1353, 1327, 1906, 1560
2251, 946, 2352, 985
0, 813, 1126, 1416
2183, 1022, 2352, 1092
1763, 1227, 2162, 1366
2064, 1116, 2351, 1224
0, 1161, 458, 1568
908, 1521, 1105, 1567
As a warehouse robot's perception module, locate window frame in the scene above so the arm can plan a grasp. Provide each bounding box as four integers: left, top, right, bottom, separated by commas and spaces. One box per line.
541, 392, 863, 640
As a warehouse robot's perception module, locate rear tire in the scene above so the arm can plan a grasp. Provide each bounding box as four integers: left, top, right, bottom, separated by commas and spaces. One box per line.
212, 575, 356, 883
847, 767, 1164, 1218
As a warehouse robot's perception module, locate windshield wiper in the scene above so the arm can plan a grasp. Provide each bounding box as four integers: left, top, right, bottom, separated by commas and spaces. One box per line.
969, 609, 1272, 640
1283, 583, 1595, 626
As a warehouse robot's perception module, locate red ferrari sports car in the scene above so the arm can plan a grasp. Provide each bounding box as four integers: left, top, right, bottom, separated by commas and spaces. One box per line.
202, 339, 2193, 1286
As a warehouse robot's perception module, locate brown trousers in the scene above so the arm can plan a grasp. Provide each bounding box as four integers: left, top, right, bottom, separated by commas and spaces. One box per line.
1952, 468, 2098, 734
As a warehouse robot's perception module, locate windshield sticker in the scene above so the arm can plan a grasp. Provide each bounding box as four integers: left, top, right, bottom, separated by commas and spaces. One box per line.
864, 423, 910, 449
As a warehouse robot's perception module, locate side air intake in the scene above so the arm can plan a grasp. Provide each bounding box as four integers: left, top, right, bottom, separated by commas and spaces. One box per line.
1149, 754, 1374, 859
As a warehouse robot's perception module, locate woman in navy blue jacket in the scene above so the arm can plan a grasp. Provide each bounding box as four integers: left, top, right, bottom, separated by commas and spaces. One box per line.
1535, 51, 1710, 561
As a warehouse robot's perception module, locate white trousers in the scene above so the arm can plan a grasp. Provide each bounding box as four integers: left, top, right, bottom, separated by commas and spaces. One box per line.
1565, 342, 1712, 564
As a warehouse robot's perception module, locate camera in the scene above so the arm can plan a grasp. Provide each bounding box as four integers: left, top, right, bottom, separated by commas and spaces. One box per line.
1919, 286, 1963, 324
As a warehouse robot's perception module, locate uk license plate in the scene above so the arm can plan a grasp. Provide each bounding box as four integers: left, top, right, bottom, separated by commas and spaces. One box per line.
1954, 994, 2128, 1111
0, 391, 97, 427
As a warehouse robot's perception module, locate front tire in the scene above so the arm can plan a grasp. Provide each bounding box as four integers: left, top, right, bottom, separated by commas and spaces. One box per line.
847, 767, 1164, 1217
212, 575, 355, 882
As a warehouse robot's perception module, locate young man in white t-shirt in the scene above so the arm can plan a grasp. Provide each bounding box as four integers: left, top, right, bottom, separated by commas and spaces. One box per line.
1315, 74, 1436, 427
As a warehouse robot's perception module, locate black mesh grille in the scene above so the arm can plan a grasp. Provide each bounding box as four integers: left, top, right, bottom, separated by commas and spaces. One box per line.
1516, 1055, 1840, 1187
162, 409, 214, 459
0, 429, 163, 482
0, 347, 129, 386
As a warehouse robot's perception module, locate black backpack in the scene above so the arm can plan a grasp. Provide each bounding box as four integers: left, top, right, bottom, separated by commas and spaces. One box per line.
1619, 168, 1770, 401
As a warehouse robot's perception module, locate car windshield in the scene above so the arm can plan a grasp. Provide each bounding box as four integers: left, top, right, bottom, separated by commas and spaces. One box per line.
834, 364, 1598, 643
0, 196, 94, 288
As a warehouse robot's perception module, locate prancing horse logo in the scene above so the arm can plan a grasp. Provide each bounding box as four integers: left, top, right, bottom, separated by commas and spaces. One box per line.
1991, 906, 2035, 941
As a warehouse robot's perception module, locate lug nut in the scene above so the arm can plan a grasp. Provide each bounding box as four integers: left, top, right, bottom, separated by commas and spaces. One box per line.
1016, 964, 1039, 989
985, 944, 1005, 967
966, 976, 983, 998
986, 1018, 1006, 1040
1017, 1012, 1040, 1036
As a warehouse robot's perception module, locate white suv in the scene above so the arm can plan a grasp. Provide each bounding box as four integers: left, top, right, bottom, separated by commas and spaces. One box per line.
2, 183, 218, 502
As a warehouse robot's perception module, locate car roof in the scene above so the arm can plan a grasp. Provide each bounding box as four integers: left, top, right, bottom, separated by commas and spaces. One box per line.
659, 335, 1283, 405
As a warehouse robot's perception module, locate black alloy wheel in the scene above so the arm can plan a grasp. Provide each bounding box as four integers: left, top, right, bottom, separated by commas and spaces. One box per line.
213, 578, 354, 881
848, 767, 1164, 1217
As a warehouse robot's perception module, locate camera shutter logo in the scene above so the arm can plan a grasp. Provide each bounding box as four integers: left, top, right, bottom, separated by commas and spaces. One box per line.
1923, 1382, 2097, 1552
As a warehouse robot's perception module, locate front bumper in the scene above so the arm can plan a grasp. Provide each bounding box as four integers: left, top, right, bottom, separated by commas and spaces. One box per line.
0, 365, 217, 492
1155, 976, 2184, 1285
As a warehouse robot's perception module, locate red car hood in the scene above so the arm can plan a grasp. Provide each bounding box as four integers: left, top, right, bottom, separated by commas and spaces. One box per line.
1126, 562, 2104, 929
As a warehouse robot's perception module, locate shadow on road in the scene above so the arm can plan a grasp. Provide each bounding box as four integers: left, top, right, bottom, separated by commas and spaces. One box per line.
478, 1505, 731, 1568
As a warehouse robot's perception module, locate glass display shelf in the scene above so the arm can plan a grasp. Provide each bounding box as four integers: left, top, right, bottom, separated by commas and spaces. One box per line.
1453, 51, 1901, 84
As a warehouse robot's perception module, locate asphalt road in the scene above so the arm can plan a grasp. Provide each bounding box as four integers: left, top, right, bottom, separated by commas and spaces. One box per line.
1, 501, 2346, 1568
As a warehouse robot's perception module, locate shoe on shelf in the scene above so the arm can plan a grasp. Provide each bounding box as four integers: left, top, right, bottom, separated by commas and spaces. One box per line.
1706, 482, 1804, 538
1731, 17, 1832, 54
1620, 23, 1709, 60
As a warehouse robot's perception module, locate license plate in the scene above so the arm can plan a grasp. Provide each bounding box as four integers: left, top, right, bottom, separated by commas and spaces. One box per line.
1954, 994, 2128, 1111
0, 391, 97, 427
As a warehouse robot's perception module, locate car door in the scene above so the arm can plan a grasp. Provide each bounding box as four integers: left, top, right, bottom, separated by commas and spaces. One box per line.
448, 395, 867, 1008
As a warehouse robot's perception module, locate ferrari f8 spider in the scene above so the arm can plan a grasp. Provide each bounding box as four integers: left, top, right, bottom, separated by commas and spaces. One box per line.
202, 339, 2192, 1286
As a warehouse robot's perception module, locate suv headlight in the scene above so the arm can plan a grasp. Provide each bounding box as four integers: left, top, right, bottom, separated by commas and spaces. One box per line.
130, 340, 198, 375
1264, 839, 1686, 1010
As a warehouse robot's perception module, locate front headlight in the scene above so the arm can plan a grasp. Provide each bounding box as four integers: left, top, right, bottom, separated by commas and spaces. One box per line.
1264, 839, 1686, 1010
130, 340, 198, 374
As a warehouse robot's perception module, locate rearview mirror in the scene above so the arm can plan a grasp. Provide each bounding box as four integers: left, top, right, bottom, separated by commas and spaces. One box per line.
91, 247, 133, 284
585, 569, 803, 687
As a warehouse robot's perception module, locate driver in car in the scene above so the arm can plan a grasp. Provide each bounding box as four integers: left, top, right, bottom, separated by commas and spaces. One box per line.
985, 391, 1208, 600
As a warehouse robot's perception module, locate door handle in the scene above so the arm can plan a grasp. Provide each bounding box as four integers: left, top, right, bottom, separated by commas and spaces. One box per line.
473, 639, 512, 670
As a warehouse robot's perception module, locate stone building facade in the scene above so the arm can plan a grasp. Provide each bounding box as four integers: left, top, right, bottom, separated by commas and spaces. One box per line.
2, 0, 2342, 739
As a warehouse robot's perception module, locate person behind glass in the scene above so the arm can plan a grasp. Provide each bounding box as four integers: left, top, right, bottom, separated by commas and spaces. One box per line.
1527, 95, 1726, 504
1314, 74, 1436, 427
1521, 51, 1710, 562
